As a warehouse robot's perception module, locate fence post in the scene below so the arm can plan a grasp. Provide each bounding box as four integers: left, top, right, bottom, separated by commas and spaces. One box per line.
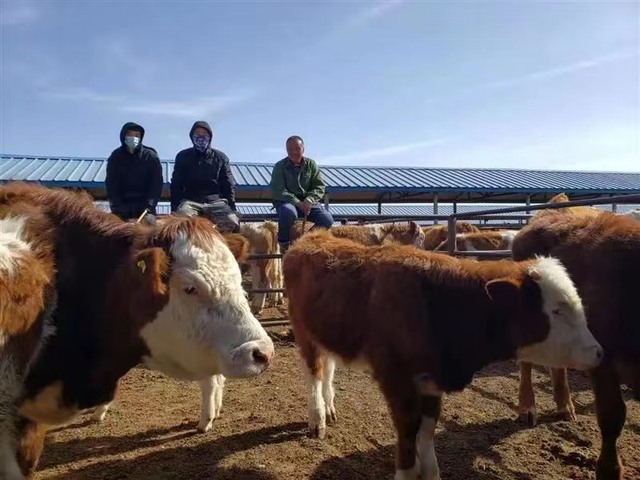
447, 216, 457, 256
433, 193, 439, 225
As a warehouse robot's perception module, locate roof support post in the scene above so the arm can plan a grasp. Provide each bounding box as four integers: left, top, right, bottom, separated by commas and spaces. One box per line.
324, 194, 330, 211
525, 194, 531, 225
433, 193, 439, 225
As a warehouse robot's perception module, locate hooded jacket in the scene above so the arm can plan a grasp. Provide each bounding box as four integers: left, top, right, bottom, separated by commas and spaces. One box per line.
170, 121, 237, 211
106, 122, 164, 219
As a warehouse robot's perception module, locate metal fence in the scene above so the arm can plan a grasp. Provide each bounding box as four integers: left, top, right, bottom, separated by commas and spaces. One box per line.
245, 193, 640, 327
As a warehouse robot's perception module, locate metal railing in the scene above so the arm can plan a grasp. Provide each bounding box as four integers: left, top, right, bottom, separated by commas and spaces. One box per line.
444, 193, 640, 259
242, 194, 640, 326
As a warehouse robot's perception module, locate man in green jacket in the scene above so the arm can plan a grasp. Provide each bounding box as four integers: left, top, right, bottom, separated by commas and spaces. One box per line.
270, 135, 334, 251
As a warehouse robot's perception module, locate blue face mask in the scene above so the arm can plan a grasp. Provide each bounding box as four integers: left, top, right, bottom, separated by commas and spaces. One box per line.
124, 136, 140, 151
192, 134, 210, 152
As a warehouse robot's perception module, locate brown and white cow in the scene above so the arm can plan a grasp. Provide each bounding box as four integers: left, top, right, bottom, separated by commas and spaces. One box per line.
283, 230, 602, 480
291, 220, 426, 249
240, 221, 284, 314
0, 183, 274, 480
513, 210, 640, 480
422, 221, 480, 250
434, 229, 519, 253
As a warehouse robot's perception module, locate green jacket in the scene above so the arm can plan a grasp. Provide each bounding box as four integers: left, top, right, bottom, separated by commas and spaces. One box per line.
270, 157, 326, 206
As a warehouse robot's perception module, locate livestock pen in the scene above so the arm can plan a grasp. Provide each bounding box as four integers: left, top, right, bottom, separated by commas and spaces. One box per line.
35, 194, 640, 480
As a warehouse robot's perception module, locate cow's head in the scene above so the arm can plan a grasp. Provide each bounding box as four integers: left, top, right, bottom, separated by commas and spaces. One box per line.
137, 217, 274, 380
485, 257, 602, 370
387, 221, 425, 249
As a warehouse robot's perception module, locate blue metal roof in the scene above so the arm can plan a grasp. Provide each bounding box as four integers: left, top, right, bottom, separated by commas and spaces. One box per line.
2, 154, 640, 203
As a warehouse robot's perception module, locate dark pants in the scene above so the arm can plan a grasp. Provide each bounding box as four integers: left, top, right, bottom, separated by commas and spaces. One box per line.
276, 202, 334, 245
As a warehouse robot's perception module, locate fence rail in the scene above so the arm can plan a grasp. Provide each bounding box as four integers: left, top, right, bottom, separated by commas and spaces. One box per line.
244, 193, 640, 326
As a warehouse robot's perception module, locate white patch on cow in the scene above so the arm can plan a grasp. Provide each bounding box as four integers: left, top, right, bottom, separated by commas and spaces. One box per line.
0, 216, 30, 277
198, 374, 225, 433
411, 222, 426, 249
323, 357, 337, 423
367, 224, 385, 241
306, 368, 326, 439
517, 257, 602, 370
501, 230, 518, 250
456, 234, 474, 252
140, 233, 274, 381
417, 416, 441, 480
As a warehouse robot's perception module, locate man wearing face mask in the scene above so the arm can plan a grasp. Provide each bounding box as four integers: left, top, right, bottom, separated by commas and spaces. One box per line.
106, 122, 163, 225
170, 120, 240, 233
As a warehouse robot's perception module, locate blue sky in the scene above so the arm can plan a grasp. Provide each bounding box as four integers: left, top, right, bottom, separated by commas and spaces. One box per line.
1, 0, 638, 171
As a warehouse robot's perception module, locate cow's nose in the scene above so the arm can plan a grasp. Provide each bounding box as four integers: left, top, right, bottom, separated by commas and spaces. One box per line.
252, 347, 273, 367
596, 346, 604, 362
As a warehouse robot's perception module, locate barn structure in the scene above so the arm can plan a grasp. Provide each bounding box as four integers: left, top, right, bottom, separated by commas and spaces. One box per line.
1, 154, 639, 225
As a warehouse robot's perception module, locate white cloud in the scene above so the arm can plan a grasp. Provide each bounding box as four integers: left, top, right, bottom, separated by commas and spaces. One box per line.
345, 0, 404, 30
44, 88, 257, 118
321, 138, 451, 164
480, 50, 638, 92
0, 0, 38, 26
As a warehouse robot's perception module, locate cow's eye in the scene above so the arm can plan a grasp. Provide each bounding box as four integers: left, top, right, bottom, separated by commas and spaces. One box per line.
552, 308, 562, 316
184, 286, 197, 295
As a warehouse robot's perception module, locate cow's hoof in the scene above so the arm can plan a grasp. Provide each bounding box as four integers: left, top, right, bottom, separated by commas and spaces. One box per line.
308, 425, 326, 440
326, 406, 337, 424
197, 420, 213, 433
518, 410, 537, 427
556, 409, 577, 422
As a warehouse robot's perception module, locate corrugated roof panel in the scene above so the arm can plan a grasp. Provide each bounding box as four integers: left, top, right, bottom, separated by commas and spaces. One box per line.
2, 155, 640, 196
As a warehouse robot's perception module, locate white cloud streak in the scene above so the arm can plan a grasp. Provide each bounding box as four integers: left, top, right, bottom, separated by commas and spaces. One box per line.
44, 88, 257, 117
0, 0, 38, 26
321, 138, 451, 164
344, 0, 404, 30
479, 50, 638, 92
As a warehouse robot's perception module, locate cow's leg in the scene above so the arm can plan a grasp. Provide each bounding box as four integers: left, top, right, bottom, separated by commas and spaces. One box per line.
198, 375, 222, 433
298, 332, 326, 439
16, 418, 46, 480
0, 429, 24, 480
250, 262, 266, 315
274, 257, 284, 305
518, 362, 537, 426
379, 377, 422, 480
213, 374, 225, 418
591, 362, 625, 480
550, 367, 576, 421
322, 356, 337, 424
0, 355, 26, 480
416, 394, 442, 480
91, 402, 111, 423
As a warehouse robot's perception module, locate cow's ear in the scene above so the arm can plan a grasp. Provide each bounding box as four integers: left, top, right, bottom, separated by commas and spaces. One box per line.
132, 247, 170, 303
223, 233, 250, 265
408, 220, 419, 233
485, 278, 521, 311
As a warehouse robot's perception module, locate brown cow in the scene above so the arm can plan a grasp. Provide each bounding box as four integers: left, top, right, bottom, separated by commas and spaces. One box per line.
513, 211, 640, 480
283, 230, 602, 480
0, 183, 274, 480
240, 221, 283, 314
290, 220, 426, 249
422, 221, 480, 250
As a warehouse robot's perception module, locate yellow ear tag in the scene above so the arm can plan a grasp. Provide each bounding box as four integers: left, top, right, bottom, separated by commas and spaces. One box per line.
137, 260, 147, 274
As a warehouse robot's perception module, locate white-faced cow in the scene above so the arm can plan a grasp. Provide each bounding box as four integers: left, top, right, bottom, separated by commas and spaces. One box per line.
0, 183, 274, 480
283, 230, 602, 480
513, 209, 640, 480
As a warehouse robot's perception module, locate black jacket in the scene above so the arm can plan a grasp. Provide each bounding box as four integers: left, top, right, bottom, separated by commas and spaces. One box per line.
170, 121, 237, 211
106, 122, 163, 219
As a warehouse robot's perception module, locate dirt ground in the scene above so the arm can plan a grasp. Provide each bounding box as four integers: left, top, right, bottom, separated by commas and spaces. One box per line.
38, 318, 639, 480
